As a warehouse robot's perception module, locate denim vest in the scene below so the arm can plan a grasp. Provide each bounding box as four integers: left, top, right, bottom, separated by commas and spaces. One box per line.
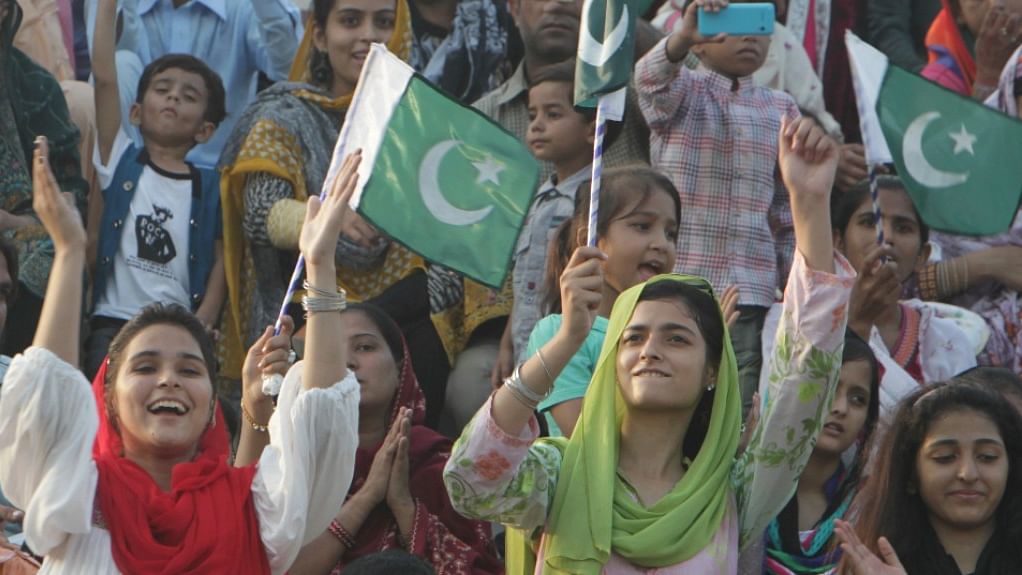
93, 145, 221, 310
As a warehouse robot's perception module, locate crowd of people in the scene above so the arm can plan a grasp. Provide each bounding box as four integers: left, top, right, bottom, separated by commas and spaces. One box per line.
0, 0, 1022, 572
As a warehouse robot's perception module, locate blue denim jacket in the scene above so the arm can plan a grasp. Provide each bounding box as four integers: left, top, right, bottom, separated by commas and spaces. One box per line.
93, 145, 222, 309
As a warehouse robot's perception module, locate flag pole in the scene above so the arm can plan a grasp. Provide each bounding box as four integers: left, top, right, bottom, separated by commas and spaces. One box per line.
868, 164, 885, 249
586, 95, 608, 246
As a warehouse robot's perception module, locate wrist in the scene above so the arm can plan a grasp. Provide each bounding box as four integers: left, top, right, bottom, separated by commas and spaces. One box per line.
305, 266, 338, 291
665, 33, 692, 62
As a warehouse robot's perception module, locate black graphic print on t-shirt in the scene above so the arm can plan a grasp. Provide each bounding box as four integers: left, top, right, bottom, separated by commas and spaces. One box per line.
135, 205, 177, 264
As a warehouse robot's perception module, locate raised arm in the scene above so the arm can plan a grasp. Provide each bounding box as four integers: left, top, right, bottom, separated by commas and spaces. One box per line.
92, 0, 121, 165
297, 152, 361, 390
635, 0, 726, 131
732, 117, 854, 546
31, 138, 87, 365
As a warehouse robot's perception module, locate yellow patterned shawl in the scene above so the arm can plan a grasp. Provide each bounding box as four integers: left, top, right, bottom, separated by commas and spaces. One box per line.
216, 2, 467, 379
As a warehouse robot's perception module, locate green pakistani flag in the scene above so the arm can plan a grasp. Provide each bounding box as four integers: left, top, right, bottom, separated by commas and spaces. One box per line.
335, 45, 539, 288
575, 0, 652, 111
871, 56, 1022, 235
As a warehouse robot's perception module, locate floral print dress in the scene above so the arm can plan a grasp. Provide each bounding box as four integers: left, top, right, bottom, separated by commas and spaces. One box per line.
443, 252, 855, 574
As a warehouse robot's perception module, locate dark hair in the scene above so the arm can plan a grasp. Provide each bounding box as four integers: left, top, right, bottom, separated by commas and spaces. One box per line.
844, 382, 1022, 574
953, 366, 1022, 404
342, 550, 436, 574
340, 302, 405, 365
773, 332, 881, 559
527, 58, 624, 145
105, 303, 217, 426
828, 331, 882, 505
529, 59, 596, 122
831, 175, 929, 244
0, 238, 18, 304
543, 166, 682, 313
632, 279, 724, 460
136, 54, 227, 127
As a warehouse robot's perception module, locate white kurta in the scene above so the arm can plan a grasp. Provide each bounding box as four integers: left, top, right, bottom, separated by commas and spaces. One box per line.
0, 347, 359, 574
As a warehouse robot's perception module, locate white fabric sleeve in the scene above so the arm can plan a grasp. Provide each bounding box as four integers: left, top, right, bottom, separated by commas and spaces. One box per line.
251, 360, 360, 575
0, 347, 99, 556
92, 127, 133, 190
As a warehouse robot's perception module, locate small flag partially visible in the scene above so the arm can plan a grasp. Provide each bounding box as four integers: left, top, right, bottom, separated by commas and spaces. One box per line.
847, 33, 1022, 236
337, 45, 539, 289
575, 0, 652, 117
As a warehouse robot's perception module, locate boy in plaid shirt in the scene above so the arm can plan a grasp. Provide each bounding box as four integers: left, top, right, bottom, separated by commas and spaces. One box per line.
636, 0, 820, 413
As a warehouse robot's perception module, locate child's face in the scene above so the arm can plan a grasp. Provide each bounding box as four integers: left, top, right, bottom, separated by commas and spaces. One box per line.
815, 359, 872, 457
693, 34, 771, 79
915, 409, 1008, 535
836, 187, 929, 284
526, 81, 594, 165
597, 189, 678, 294
131, 67, 215, 147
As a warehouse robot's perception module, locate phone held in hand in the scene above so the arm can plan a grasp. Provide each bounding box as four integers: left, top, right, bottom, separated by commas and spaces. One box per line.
698, 3, 775, 37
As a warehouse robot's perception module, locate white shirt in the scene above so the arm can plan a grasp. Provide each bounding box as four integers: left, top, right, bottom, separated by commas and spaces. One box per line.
0, 347, 360, 574
93, 129, 194, 319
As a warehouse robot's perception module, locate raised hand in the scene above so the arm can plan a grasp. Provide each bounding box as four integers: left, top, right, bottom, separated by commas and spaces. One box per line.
836, 143, 868, 191
720, 285, 741, 329
557, 246, 607, 344
778, 115, 839, 199
835, 520, 907, 575
33, 137, 85, 252
299, 151, 363, 268
975, 5, 1022, 93
847, 245, 900, 340
242, 316, 295, 403
666, 0, 729, 61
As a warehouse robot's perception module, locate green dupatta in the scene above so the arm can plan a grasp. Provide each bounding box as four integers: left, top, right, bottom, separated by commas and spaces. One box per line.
510, 273, 742, 574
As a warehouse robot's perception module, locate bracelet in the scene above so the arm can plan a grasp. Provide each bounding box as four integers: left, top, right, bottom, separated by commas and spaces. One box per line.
301, 279, 347, 317
328, 519, 357, 549
504, 364, 550, 406
503, 378, 539, 410
535, 348, 554, 384
241, 402, 270, 433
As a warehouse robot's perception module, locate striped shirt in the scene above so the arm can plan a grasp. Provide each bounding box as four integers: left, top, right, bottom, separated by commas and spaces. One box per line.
636, 37, 800, 307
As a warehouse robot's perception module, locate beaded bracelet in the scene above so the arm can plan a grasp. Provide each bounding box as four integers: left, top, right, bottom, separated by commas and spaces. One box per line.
328, 519, 357, 549
241, 402, 270, 433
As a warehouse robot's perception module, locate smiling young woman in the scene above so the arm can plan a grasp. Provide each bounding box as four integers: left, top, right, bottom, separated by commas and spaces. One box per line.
0, 143, 365, 574
444, 116, 857, 574
836, 378, 1022, 575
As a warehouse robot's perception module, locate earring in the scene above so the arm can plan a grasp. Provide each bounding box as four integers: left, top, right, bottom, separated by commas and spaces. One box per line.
311, 50, 332, 87
706, 383, 716, 392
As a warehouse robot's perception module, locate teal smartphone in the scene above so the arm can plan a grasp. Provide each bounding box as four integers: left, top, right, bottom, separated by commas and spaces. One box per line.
698, 3, 775, 36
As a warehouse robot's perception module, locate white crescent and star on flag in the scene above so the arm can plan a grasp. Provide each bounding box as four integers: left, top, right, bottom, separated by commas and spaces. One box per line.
902, 111, 977, 189
418, 140, 501, 226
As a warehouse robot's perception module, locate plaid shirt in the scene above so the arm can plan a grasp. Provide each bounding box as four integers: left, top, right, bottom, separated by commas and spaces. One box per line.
473, 63, 652, 182
636, 38, 800, 308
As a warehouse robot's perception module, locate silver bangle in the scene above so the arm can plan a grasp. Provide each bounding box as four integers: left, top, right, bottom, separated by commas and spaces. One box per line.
535, 348, 554, 383
503, 380, 538, 410
504, 364, 549, 405
301, 280, 347, 317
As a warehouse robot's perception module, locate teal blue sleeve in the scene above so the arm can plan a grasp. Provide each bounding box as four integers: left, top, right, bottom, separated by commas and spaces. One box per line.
527, 315, 600, 418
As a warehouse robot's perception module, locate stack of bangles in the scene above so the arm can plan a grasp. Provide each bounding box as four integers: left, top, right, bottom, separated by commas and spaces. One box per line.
302, 279, 347, 316
502, 349, 553, 410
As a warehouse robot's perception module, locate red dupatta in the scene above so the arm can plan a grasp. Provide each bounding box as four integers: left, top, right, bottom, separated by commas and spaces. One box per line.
91, 360, 270, 575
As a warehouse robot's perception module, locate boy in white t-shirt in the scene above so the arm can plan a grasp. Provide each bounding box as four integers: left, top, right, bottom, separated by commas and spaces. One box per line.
85, 0, 227, 378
